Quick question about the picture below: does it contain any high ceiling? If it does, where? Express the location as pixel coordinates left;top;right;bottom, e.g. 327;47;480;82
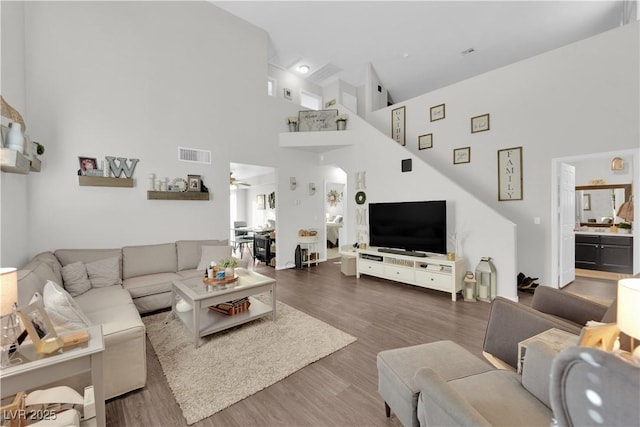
213;1;626;103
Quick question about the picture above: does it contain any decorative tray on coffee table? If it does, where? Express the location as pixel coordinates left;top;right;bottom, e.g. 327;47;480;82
203;275;238;286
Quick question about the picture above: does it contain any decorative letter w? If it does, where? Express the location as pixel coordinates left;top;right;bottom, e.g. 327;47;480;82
106;156;139;178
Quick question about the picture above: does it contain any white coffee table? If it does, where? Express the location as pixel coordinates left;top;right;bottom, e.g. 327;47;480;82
172;268;276;347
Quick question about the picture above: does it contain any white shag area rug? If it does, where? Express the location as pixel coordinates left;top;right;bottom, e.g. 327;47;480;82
143;300;356;425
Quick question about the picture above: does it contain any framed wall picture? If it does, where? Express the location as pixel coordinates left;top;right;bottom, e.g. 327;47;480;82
256;194;266;210
298;109;338;132
78;156;98;175
418;133;433;150
187;174;201;192
430;104;445;122
391;106;406;146
283;88;292;100
583;194;592;211
17;302;63;354
497;146;523;201
471;113;490;133
453;147;471;164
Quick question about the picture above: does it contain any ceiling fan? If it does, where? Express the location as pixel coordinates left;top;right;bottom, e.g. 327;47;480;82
230;172;251;187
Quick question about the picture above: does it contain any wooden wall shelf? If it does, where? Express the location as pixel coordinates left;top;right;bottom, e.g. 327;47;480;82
1;148;32;174
78;176;134;187
147;191;210;201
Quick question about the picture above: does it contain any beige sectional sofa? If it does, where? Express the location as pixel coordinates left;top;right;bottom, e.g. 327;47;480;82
16;239;238;400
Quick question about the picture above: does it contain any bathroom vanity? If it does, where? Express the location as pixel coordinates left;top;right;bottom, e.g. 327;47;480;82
575;231;633;274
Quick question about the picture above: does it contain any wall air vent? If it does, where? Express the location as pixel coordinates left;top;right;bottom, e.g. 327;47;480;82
178;147;211;164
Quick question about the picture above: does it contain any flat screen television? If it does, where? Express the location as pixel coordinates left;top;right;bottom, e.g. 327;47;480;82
369;200;447;254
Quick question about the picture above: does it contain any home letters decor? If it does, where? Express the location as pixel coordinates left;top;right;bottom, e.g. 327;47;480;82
106;156;139;178
391;106;406;145
498;147;523;201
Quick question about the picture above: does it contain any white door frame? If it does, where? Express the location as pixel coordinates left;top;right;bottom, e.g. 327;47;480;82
550;149;640;287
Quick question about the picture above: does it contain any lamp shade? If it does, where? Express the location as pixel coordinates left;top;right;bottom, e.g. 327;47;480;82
618;278;640;341
0;268;18;316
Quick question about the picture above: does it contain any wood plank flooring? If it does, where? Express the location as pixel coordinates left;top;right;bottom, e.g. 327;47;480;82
105;260;614;426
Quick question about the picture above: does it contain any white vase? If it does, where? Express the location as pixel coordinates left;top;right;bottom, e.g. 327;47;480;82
225;267;235;278
5;123;24;153
337;120;347;130
288;123;297;132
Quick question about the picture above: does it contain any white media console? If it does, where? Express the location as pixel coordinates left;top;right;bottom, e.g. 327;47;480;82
356;247;466;301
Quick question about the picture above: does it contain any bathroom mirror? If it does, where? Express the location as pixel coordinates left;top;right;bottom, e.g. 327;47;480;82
576;184;632;226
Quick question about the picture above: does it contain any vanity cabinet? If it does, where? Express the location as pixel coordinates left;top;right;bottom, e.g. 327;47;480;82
575;234;633;274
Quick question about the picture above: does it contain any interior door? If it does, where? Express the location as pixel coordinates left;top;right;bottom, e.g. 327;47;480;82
559;162;576;287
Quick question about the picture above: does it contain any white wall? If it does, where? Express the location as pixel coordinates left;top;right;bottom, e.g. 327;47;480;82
323;106;518;300
267;64;323;106
6;1;327;272
1;1;29;268
368;22;640;284
365;63;388;117
573;155;635;186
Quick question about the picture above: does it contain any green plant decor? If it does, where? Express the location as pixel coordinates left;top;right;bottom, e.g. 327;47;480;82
219;257;238;268
618;222;632;230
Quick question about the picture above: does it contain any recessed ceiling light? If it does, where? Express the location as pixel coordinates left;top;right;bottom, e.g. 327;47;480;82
298;65;310;74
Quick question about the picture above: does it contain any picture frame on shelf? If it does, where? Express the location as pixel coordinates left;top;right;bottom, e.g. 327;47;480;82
453;147;471;164
497;146;523;201
171;177;188;192
187;174;201;192
418;133;433;150
17;302;63;355
256;194;266;210
391;106;406;146
430;104;445;122
297;109;338;132
78;156;98;176
471;113;490;133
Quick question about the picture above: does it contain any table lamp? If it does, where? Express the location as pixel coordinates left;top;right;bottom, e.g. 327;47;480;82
1;267;20;366
617;278;640;361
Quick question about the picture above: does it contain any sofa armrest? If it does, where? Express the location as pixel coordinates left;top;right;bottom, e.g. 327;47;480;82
521;340;557;408
531;286;609;325
483;297;582;369
414;367;492;427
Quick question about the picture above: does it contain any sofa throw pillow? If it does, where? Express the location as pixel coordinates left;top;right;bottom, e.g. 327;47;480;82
196;245;232;271
85;256;121;288
42;280;92;331
61;262;91;297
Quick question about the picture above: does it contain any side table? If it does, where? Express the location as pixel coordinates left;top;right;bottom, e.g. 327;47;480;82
517;327;578;374
1;324;105;426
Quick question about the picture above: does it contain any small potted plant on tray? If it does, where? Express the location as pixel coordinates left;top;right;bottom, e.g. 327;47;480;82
220;257;238;278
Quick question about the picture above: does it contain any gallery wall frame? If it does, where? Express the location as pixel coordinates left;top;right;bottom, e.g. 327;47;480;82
430;104;445;122
418;133;433;150
497;146;523;201
471;113;490;133
453;147;471;164
391;106;406;146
